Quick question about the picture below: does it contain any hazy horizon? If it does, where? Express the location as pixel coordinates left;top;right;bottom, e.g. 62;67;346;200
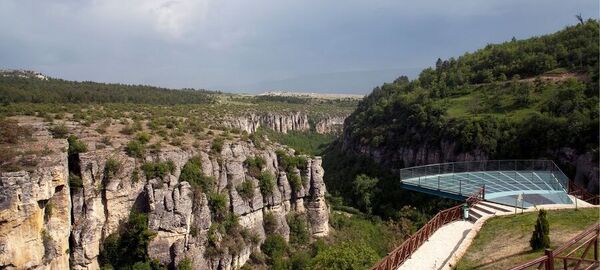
1;0;597;94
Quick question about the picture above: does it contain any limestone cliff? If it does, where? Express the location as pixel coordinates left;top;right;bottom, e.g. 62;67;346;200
223;112;346;134
1;123;330;270
0;139;71;269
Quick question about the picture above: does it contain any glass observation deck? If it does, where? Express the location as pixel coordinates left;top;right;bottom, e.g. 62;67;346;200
400;160;572;207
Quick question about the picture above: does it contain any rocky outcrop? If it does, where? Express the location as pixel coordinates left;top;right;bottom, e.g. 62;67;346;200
315;116;345;134
144;142;329;269
223;112;348;134
0;139;71;270
223;112;310;134
0;117;330;270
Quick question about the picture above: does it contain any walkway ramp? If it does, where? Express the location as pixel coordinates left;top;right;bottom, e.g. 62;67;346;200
400;160;572;207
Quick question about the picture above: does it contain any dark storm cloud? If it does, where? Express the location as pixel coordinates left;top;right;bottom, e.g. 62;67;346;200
0;0;597;94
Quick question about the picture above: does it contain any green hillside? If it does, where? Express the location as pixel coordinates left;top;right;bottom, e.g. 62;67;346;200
324;20;599;219
344;20;598;161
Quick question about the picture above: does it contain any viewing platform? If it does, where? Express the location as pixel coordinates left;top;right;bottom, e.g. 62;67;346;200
400;160;572;207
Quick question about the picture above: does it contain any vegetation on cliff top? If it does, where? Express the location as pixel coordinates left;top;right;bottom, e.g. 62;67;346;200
345;20;598;162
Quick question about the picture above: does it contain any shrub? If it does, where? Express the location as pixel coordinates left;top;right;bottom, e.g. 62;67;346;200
99;212;157;269
69;173;83;190
263;212;278;234
236;180;255;201
261;235;288;259
309;241;379;270
126;140;146;158
105;158;121;179
49;124;69;138
210;138;224;154
259;171;276;197
288;173;302;192
135;132;152;144
244;156;266;178
67;135;87;155
179;156;214;192
208;192;228;221
141;160;175;180
177;257;192;270
530;209;550;250
352;174;379;214
287;213;309;245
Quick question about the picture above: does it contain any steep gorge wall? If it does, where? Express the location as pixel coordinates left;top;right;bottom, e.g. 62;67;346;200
0;139;71;269
1;135;329;269
223;112;346;134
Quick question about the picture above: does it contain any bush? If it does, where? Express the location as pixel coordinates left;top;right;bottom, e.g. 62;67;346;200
210;138;224;155
287;213;309;245
259;171;276;197
69;173;83;190
126;140;146;158
49;124;68;138
309;241;379;270
530;209;550;250
236;180;255;201
263;212;278;234
261;235;288;259
208;192;228;221
179;156;214;192
352;174;379;214
135;132;152;144
105;158;121;179
177;257;192;270
244;156;266;178
288;173;302;192
67;135;87;155
141;160;175;180
99;212;157;269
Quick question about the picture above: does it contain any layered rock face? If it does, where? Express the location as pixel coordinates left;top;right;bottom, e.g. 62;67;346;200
223;112;347;134
1;137;329;269
0;139;71;269
315;116;345;134
142;143;329;269
223;112;310;134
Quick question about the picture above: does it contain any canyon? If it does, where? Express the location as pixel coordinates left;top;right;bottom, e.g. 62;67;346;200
0;120;330;269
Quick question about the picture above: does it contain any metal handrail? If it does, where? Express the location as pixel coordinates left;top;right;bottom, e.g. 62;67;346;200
399;160;570;194
568;181;600;205
508;222;599;270
371;187;485;270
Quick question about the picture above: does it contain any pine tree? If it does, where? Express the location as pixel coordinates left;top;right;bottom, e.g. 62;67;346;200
530;209;551;250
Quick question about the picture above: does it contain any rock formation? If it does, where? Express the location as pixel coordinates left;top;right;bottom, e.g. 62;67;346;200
0;125;330;269
0;139;71;269
223;112;347;134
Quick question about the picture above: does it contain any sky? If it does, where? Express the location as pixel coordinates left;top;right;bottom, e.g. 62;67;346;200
0;1;597;94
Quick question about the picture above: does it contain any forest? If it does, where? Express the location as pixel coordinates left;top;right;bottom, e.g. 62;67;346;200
327;20;599;220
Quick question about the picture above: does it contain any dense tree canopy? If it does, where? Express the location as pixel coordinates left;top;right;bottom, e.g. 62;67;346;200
345;20;599;162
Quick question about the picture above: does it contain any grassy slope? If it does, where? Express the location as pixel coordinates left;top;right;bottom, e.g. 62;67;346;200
456;208;599;270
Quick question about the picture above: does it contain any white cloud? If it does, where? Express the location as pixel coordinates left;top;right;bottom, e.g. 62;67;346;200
85;0;212;39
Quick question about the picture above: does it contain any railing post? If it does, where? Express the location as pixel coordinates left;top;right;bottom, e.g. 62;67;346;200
459;178;462;195
438;175;440;191
595;228;598;261
482;184;485;200
544;249;554;270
